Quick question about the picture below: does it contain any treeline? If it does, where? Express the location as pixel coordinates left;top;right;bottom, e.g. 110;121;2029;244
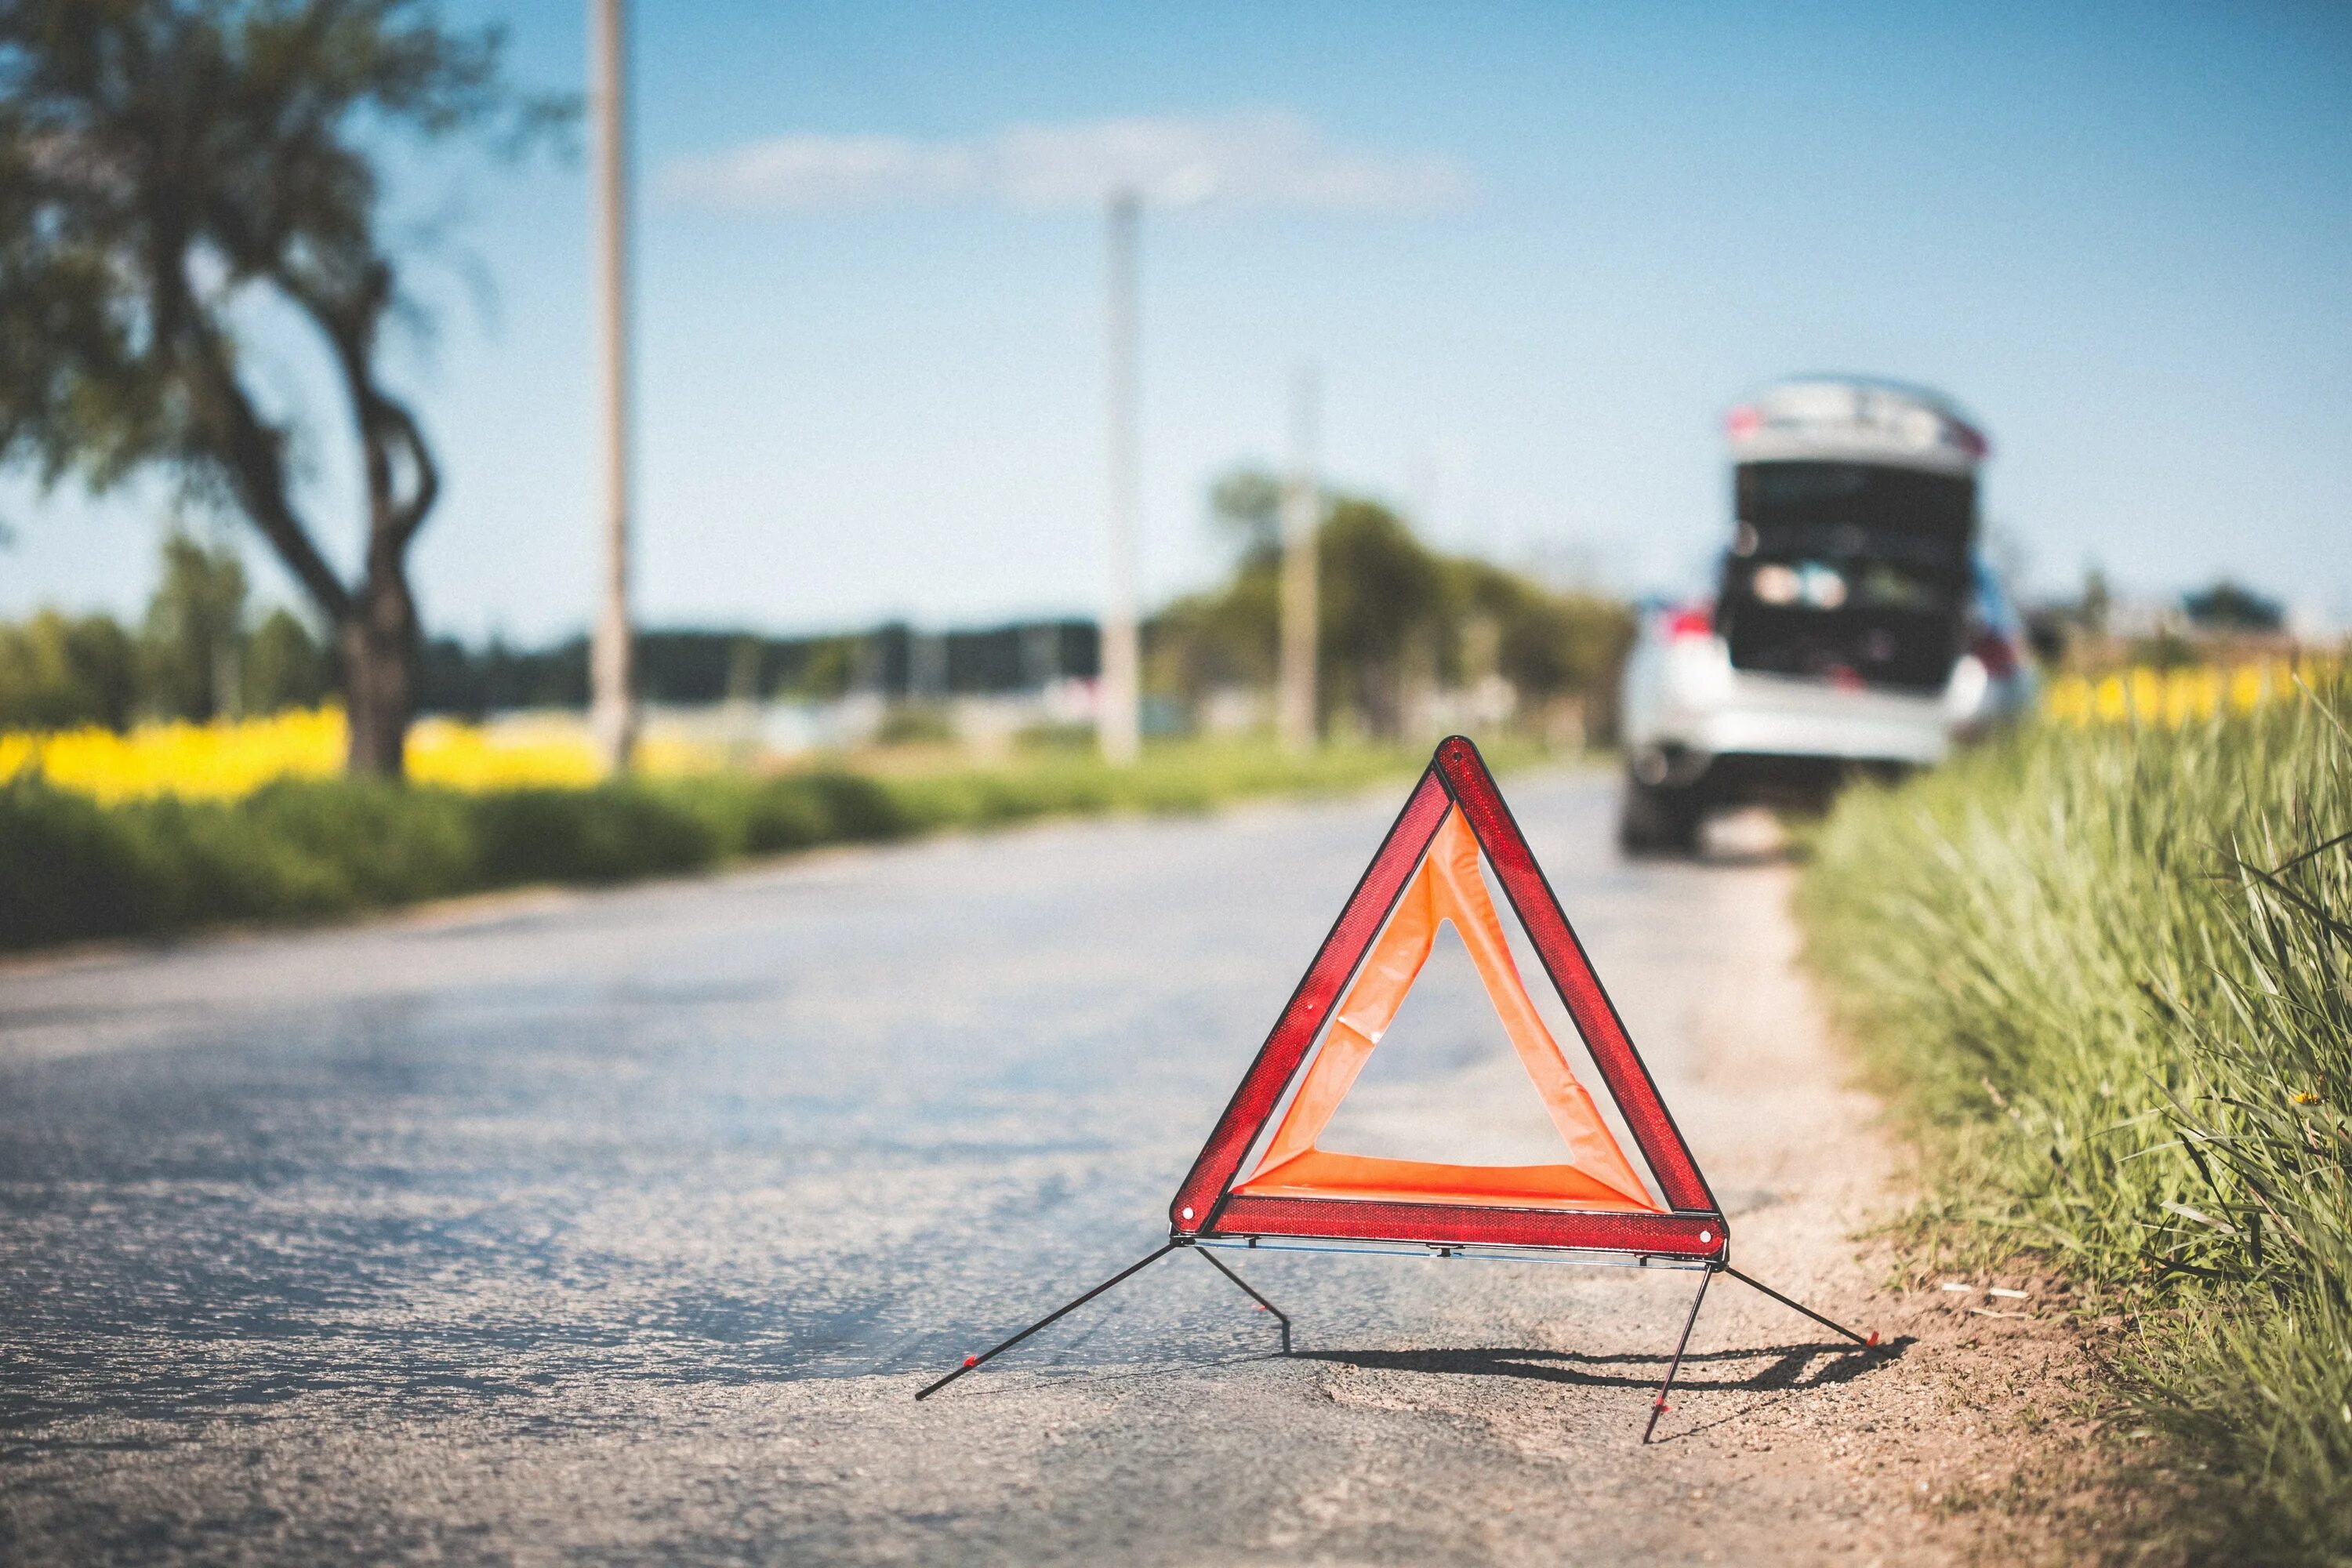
8;481;1633;742
1149;471;1633;738
0;534;332;731
416;620;1098;718
1;532;1102;733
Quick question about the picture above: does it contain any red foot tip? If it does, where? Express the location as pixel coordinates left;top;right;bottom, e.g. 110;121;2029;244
1653;1399;1671;1413
963;1356;978;1367
1866;1330;1881;1348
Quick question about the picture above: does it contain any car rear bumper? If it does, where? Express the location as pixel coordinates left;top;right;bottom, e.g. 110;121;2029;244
1625;669;1953;804
1685;701;1950;766
1656;669;1951;765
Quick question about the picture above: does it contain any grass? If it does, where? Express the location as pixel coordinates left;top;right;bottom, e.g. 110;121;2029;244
0;735;1487;952
1798;673;2352;1563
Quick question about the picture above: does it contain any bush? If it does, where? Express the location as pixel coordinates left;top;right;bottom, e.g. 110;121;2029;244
1799;675;2352;1561
238;779;478;906
0;782;154;946
468;786;714;886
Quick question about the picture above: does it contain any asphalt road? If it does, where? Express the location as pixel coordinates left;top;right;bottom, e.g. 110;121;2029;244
0;771;1944;1566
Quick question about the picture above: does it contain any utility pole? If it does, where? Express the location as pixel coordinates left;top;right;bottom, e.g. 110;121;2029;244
1278;364;1320;755
1098;188;1142;766
589;0;637;771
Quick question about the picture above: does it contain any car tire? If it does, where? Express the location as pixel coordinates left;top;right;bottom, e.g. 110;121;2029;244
1617;774;1704;856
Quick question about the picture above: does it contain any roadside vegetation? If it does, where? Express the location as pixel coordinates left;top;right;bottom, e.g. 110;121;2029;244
1;468;1612;958
0;737;1452;952
1800;668;2350;1562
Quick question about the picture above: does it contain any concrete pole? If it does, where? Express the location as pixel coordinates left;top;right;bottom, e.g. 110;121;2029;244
1278;364;1320;755
589;0;637;771
1098;189;1142;766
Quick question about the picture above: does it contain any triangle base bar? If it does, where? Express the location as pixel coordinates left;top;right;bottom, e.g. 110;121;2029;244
916;1236;1882;1444
1209;1196;1725;1257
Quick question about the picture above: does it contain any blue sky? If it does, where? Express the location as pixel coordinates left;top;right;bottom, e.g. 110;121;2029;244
5;0;2349;640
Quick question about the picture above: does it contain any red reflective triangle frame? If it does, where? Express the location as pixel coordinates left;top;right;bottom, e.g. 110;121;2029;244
1170;736;1726;1259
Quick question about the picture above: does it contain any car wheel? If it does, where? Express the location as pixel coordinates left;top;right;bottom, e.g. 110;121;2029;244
1617;774;1704;856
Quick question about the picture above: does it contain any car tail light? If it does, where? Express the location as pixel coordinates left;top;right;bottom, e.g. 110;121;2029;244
1664;604;1713;641
1970;630;2019;680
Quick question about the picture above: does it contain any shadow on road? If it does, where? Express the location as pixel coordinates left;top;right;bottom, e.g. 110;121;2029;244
1291;1334;1912;1394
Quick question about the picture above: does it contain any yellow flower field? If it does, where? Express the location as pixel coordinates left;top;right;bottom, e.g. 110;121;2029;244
2;654;2341;805
0;706;726;804
2041;654;2342;728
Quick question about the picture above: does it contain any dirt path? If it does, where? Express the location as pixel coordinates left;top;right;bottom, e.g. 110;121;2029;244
0;775;2090;1565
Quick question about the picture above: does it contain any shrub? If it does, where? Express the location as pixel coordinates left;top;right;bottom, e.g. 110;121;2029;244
466;786;715;887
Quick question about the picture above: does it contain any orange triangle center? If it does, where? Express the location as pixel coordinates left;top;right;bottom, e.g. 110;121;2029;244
1230;808;1662;1214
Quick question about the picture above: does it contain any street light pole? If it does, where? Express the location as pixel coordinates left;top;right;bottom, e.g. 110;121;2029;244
1278;364;1320;754
589;0;637;771
1098;188;1142;766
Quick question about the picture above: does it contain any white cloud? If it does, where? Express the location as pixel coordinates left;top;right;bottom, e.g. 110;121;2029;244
659;111;1473;216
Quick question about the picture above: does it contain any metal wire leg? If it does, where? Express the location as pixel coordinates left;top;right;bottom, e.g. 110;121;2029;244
914;1241;1180;1400
1642;1265;1714;1444
1193;1246;1292;1355
1722;1265;1878;1348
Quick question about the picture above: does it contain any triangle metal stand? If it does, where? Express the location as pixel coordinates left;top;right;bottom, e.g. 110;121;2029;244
1641;1262;1880;1443
913;1237;1285;1402
915;1236;1878;1443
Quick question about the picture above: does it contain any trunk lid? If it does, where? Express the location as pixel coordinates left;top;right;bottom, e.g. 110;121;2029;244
1716;459;1975;694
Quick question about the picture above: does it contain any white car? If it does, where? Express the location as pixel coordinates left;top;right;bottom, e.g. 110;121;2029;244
1618;377;2032;853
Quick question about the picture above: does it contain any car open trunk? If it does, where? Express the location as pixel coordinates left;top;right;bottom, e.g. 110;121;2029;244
1716;460;1975;693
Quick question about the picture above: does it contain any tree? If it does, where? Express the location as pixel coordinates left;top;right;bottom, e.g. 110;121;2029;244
1451;559;1634;706
244;604;331;713
1316;497;1444;735
1208;466;1283;568
0;1;562;775
139;529;246;720
2183;579;2285;634
0;608;137;730
1152;470;1638;742
1148;567;1279;701
2078;567;2111;637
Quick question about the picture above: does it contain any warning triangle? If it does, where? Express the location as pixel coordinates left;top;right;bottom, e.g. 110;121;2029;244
1171;736;1726;1259
1235;808;1660;1211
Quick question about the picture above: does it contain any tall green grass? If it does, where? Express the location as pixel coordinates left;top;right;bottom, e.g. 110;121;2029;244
0;738;1442;951
1800;676;2351;1561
